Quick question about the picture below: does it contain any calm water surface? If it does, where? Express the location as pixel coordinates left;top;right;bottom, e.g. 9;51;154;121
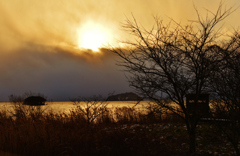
0;101;149;115
0;101;214;116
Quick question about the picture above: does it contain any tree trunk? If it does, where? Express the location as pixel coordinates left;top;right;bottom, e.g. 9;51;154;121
233;144;240;156
188;126;196;154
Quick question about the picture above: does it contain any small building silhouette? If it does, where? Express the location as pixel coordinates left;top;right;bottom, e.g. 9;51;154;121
23;96;46;106
186;94;210;116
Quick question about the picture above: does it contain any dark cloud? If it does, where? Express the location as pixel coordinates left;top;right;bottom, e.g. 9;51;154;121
0;42;131;101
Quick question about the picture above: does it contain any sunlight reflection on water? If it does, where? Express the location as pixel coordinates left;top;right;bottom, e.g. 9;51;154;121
0;101;149;115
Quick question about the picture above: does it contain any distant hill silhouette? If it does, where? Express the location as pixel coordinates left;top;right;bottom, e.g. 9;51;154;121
107;92;142;101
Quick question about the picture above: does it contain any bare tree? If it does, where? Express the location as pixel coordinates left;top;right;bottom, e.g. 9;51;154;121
71;95;109;124
210;33;240;155
111;2;236;154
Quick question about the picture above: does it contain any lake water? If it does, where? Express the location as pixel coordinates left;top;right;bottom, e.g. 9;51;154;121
0;101;150;116
0;100;215;117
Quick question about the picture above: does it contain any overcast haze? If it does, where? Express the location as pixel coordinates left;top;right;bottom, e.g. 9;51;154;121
0;0;240;101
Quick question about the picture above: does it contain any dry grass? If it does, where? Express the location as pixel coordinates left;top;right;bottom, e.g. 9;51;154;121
0;104;236;156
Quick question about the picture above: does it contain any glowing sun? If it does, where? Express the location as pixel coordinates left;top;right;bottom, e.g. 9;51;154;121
77;22;111;51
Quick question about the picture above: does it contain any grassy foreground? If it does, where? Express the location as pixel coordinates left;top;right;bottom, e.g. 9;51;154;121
0;105;235;156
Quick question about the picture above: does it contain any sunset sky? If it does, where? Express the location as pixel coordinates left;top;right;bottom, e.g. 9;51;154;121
0;0;240;101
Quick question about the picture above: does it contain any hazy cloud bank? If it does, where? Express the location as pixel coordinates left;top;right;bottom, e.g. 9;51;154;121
0;0;239;101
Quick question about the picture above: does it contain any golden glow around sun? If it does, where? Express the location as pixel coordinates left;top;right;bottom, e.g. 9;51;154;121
77;21;111;51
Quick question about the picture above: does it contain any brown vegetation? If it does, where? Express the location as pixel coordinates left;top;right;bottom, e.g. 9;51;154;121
0;104;236;156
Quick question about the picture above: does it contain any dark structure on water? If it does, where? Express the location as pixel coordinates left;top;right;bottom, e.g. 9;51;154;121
23;96;47;106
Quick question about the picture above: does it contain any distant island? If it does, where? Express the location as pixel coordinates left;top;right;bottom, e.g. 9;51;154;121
107;92;142;101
